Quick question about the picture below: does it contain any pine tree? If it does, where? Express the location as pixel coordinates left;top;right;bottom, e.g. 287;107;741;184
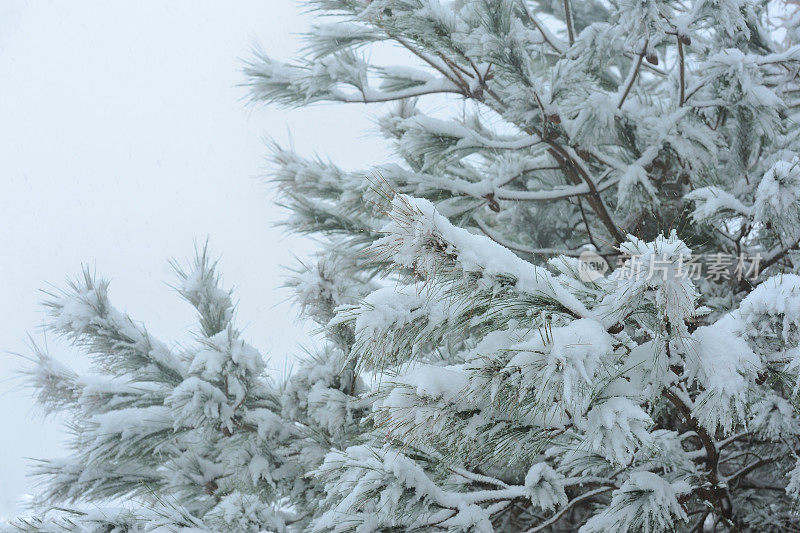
7;0;800;531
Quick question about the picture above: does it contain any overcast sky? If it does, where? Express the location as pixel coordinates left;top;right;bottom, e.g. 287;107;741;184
0;1;392;517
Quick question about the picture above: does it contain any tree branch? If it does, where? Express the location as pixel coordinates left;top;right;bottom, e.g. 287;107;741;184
678;38;686;106
562;0;575;46
493;174;619;202
618;46;646;109
334;80;463;103
723;455;783;484
520;0;567;55
758;235;800;273
526;487;613;532
554;148;625;244
662;387;734;523
394;37;467;94
474;216;603;257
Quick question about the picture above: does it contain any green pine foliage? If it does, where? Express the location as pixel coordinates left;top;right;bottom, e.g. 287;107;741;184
7;1;800;531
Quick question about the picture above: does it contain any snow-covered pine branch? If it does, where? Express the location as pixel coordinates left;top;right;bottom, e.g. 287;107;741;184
10;0;800;531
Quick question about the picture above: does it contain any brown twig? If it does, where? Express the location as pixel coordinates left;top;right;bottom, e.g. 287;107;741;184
678;38;686;106
562;0;575;45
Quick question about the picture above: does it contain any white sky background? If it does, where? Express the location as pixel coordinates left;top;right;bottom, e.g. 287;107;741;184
0;1;393;517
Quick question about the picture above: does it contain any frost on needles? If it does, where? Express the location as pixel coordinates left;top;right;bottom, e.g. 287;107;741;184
7;0;800;531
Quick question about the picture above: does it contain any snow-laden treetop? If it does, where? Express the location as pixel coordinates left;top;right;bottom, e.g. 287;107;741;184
7;0;800;532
